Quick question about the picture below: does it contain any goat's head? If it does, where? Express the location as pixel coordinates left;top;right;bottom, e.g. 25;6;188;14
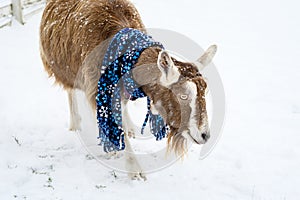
133;45;217;155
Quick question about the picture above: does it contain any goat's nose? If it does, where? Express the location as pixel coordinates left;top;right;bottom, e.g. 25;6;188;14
201;133;210;141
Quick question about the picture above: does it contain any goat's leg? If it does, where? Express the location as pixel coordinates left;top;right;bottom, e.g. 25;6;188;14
124;133;146;180
121;99;146;180
67;89;81;131
121;99;136;138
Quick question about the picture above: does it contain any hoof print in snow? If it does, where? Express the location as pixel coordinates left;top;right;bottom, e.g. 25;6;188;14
44;177;54;190
95;185;107;190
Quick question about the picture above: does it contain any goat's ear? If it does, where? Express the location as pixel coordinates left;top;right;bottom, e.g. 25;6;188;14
157;50;180;86
195;45;217;71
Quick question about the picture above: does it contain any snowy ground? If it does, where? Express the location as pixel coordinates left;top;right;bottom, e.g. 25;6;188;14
1;0;300;199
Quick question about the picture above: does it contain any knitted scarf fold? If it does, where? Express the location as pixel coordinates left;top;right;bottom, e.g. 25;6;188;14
96;28;168;152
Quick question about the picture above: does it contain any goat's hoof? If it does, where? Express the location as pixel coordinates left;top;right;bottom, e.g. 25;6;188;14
127;131;136;139
69;126;81;132
69;116;82;131
129;172;147;181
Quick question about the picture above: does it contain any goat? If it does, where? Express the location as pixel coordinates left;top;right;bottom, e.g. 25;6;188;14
40;0;217;180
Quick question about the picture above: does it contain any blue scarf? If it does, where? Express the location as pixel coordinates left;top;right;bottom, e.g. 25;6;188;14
96;28;168;153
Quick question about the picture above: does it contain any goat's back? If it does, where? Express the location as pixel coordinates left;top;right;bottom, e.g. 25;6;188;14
40;0;145;89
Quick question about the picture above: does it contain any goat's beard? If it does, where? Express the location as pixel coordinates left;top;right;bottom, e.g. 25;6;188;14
167;129;188;157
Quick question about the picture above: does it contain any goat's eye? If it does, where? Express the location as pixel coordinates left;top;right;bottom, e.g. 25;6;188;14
180;94;188;100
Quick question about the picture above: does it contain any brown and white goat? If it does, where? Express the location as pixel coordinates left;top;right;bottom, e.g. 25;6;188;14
40;0;217;179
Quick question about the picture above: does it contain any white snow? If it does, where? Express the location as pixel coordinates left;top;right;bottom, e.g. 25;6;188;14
1;0;300;199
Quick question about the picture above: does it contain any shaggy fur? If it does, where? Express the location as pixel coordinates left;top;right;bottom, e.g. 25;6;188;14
40;0;144;88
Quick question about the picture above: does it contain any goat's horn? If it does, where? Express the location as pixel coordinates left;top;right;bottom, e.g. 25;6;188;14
195;45;217;71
